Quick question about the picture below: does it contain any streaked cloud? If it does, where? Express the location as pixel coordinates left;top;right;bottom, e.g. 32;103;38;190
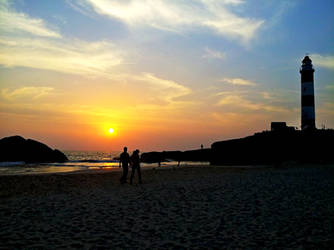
0;0;125;78
325;85;334;90
321;102;334;115
221;0;245;5
210;111;268;134
0;37;124;78
202;47;226;60
0;38;190;106
310;54;334;70
261;91;273;100
0;1;191;108
69;0;264;43
136;73;191;99
111;73;193;106
0;0;61;38
1;87;54;101
221;77;257;86
65;0;97;19
216;94;288;113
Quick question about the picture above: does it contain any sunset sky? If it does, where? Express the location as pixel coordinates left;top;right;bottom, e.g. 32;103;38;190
0;0;333;151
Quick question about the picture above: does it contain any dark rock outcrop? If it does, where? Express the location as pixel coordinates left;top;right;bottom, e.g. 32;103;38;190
140;149;211;163
182;149;211;161
211;129;334;165
141;151;165;163
0;135;68;163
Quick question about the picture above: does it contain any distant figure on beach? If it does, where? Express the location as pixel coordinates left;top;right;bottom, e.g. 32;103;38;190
201;144;203;150
119;147;130;184
130;149;142;184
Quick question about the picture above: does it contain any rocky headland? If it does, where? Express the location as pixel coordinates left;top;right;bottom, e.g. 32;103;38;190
0;135;68;163
141;129;334;165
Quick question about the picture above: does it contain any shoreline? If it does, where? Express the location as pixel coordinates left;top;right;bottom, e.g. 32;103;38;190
1;163;332;198
0;161;210;176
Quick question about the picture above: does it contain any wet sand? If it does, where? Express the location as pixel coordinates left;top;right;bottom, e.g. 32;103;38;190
0;164;333;249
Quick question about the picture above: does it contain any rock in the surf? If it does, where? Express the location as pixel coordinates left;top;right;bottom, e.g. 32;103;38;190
0;135;68;163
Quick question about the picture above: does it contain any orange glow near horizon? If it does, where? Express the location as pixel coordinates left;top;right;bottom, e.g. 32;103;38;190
0;98;282;152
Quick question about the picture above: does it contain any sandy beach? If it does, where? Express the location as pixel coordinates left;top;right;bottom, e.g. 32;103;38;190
0;164;333;249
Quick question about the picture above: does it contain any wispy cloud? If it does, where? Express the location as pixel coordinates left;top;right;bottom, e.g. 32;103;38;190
1;87;54;101
0;37;124;78
217;94;287;113
0;1;192;107
221;0;245;5
0;0;125;78
310;54;334;70
69;0;264;43
65;0;97;19
261;91;276;100
137;73;190;96
0;37;191;105
320;102;334;116
325;85;334;90
221;77;257;86
133;73;191;104
202;47;226;60
0;0;61;38
264;1;297;30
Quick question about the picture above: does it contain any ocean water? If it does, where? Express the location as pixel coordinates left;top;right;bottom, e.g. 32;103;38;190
0;151;209;175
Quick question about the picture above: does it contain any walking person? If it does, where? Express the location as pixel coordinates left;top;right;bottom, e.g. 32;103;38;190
130;149;142;184
119;146;130;184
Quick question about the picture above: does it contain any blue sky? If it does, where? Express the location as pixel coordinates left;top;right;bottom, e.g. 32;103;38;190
0;0;333;150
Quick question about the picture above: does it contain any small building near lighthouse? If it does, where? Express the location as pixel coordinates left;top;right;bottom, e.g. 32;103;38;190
300;55;316;130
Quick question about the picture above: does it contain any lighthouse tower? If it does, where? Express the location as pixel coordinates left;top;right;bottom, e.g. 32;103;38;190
300;56;316;130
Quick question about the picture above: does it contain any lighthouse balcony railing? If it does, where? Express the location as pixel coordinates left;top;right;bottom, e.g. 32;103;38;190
300;66;314;71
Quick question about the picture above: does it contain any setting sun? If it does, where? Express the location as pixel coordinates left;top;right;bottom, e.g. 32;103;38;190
108;128;114;134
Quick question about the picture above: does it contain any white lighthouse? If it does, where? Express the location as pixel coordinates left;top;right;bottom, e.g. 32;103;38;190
300;56;316;130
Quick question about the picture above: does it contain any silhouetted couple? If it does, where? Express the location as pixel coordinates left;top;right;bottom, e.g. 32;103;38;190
119;147;142;184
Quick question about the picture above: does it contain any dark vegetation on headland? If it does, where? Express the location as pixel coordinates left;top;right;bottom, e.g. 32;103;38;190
0;135;68;163
141;128;334;165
